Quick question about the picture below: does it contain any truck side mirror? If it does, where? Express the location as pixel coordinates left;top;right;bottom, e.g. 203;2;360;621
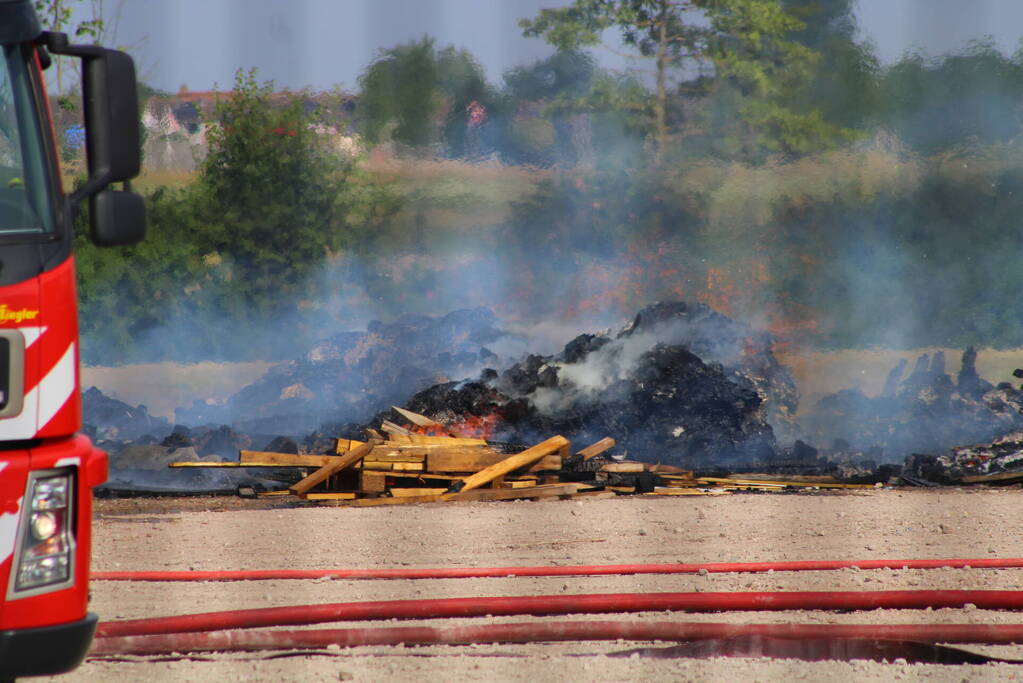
90;190;145;247
43;32;146;246
79;48;141;185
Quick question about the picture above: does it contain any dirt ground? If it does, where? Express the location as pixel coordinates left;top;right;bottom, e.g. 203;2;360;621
30;488;1023;682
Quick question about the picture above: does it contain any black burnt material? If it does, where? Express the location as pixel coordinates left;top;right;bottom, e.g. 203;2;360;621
82;386;172;442
177;307;507;434
382;302;795;469
803;347;1023;465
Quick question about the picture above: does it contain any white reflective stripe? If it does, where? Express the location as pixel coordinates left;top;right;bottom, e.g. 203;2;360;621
0;388;37;440
19;326;45;348
0;496;21;565
55;457;80;468
37;342;75;430
0;326;48;440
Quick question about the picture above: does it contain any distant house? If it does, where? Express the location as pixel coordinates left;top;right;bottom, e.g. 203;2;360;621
138;88;361;172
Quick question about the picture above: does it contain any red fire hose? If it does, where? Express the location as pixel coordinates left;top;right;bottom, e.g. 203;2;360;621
93;589;1023;639
89;620;1023;656
90;557;1023;582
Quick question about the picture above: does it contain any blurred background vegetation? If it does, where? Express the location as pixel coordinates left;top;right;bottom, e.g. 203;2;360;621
52;0;1023;363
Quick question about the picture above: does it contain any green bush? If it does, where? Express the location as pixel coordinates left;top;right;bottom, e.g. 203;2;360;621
77;71;401;363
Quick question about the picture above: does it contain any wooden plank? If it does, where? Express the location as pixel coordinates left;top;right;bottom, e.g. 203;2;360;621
426;451;560;473
649;487;732;496
371;444;489;454
299;492;358;500
238;451;337;467
497;477;539;489
600;462;646;473
289;440;378;495
725;473;837;483
443;436;570;496
334;438;366;454
447;483;585;502
649;464;693;475
658;480;699;488
334;494;443;507
402;434;488;447
960;470;1023;484
364;449;426;463
361;461;425;472
255;490;292;497
389;487;448;497
392;406;468;438
381;420;413;437
696;477;874;489
578;437;615;460
360;471;387;494
378;471;462;481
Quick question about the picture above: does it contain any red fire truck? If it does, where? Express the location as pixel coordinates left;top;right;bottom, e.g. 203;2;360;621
0;0;144;677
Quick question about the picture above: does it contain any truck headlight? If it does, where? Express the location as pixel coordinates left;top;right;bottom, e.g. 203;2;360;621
10;470;76;596
30;511;58;541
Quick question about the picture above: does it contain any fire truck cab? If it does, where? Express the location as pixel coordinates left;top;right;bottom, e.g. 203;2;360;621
0;0;143;677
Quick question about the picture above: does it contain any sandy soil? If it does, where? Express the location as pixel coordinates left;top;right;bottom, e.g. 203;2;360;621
32;488;1023;682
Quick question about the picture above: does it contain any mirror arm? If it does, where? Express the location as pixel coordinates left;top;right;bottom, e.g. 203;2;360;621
39;31;116;208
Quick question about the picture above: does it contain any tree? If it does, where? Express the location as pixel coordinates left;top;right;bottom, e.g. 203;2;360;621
357;37;494;157
357;37;440;149
875;41;1023;154
33;0;104;96
197;69;358;315
75;70;402;361
520;0;828;156
782;0;880;131
435;46;494;158
498;50;600;165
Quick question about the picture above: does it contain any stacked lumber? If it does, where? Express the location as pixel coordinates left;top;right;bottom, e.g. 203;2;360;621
169;407;877;503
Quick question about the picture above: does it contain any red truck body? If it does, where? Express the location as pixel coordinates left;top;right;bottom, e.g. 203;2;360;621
0;0;144;675
0;261;107;675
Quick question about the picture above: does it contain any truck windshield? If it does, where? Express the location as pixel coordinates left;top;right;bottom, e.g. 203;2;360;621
0;44;56;236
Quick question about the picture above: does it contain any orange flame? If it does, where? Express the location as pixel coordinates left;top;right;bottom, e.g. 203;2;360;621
407;412;503;441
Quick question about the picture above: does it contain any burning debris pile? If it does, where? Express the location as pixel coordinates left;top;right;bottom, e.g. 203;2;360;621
169;407;875;503
82;386;172;443
801;347;1023;464
904;431;1023;485
176;308;509;434
84;388;296;494
375;302;799;469
92;300;1023;494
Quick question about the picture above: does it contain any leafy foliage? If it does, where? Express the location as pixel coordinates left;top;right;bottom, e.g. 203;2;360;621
77;71;401;363
874;42;1023;154
357;37;441;148
357;37;494;156
197;70;362;313
520;0;840;156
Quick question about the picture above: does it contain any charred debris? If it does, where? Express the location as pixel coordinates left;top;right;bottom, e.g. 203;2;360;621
86;302;1023;498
